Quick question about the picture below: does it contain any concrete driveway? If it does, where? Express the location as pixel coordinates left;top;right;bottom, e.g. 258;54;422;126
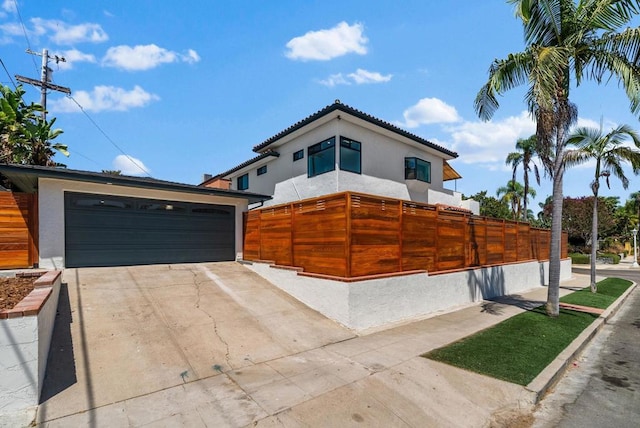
37;262;535;427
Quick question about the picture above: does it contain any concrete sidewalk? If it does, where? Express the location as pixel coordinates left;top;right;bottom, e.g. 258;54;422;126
30;265;625;428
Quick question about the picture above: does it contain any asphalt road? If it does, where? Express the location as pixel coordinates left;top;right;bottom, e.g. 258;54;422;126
532;267;640;428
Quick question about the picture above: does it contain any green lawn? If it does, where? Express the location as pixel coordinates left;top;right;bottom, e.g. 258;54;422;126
423;278;633;386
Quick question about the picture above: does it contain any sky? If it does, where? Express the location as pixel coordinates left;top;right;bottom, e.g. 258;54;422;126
1;0;640;214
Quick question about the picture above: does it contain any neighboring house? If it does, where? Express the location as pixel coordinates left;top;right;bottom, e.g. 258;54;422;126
0;164;269;269
203;101;479;214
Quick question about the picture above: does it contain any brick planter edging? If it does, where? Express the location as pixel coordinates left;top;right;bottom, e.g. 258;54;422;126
0;271;61;319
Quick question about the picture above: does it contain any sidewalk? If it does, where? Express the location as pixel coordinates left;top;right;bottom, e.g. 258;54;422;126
33;269;634;428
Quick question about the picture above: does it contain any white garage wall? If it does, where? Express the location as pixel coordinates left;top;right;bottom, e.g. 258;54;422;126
38;178;249;269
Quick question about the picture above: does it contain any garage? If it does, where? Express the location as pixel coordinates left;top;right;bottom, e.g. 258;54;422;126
64;192;236;267
0;164;270;269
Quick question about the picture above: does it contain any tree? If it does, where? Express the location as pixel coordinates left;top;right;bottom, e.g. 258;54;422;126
101;170;122;175
465;190;512;219
505;135;540;220
497;180;536;220
565;124;640;291
474;0;640;316
0;84;67;166
563;197;617;246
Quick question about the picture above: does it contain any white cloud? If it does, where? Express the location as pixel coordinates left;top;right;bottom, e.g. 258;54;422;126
30;18;108;45
102;44;200;70
285;21;368;61
348;68;392;84
447;111;536;165
54;49;96;70
400;98;461;128
112;154;150;176
319;68;392;87
50;85;159;113
1;0;16;16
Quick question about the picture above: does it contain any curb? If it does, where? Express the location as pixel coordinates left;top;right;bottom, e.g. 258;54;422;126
525;280;637;403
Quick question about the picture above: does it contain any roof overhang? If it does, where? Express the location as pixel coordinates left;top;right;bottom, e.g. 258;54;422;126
0;164;271;204
443;160;462;181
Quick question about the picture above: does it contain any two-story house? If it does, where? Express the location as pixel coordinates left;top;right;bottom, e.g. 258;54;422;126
203;101;479;214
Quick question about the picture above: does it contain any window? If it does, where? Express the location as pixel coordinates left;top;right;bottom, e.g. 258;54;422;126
307;137;335;177
293;149;304;161
237;173;249;190
257;165;267;176
340;137;361;174
405;157;431;182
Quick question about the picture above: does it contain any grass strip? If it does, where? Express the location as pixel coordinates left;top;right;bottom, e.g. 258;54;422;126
560;277;632;309
423;278;633;386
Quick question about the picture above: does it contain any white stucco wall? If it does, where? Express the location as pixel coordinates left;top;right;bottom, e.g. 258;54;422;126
38;178;249;269
0;274;61;421
225;114;468;209
246;259;573;332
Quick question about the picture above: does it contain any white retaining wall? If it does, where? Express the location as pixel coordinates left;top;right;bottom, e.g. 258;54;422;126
247;259;572;332
0;272;61;423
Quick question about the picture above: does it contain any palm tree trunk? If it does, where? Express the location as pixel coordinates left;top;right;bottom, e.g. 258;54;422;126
590;192;598;292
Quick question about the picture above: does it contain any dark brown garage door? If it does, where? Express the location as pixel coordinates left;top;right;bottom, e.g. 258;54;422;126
64;192;235;267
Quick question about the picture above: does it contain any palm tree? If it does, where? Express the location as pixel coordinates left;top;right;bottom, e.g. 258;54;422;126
565;124;640;292
475;0;640;317
505;135;540;221
497;180;536;220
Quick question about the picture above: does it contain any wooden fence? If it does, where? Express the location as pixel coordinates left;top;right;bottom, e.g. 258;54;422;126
243;192;568;278
0;192;38;269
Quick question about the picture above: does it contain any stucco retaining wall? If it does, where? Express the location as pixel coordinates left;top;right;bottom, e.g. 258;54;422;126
247;259;572;332
0;271;62;421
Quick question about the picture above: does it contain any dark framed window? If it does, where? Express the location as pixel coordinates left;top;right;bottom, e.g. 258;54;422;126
340;137;361;174
308;137;335;177
237;173;249;190
405;157;431;182
293;149;304;161
257;165;267;176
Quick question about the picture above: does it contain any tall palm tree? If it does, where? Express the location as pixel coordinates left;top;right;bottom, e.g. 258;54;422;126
505;135;540;221
475;0;640;316
497;180;536;220
565;124;640;292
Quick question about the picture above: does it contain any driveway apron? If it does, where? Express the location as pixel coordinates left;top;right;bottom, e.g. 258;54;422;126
37;262;354;424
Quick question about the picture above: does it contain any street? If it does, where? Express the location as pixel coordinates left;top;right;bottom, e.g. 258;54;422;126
532;267;640;427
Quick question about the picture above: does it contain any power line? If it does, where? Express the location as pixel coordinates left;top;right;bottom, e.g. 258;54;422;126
66;95;152;177
0;58;17;88
11;0;39;75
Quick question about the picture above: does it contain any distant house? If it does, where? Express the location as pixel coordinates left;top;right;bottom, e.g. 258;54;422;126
203;101;479;214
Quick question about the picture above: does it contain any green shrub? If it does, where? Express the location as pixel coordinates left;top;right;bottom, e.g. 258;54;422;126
599;252;620;264
569;252;589;264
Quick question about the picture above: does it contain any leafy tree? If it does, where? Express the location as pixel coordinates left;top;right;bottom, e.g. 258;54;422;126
563;197;617;247
465;191;512;219
565;124;640;291
101;170;122;175
0;84;67;166
474;0;640;316
506;135;540;220
497;180;536;220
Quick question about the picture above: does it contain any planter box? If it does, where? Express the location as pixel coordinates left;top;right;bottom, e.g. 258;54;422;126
0;271;61;421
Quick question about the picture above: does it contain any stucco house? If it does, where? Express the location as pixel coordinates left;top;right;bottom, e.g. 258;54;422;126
202;101;479;214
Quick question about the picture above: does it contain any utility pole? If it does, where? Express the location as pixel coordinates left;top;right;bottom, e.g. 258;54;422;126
15;49;71;121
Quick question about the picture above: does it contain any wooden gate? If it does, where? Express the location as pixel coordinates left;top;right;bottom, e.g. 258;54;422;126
0;192;38;269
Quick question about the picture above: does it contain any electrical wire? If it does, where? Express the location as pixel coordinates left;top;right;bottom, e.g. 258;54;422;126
66;95;152;177
0;58;17;88
11;0;39;75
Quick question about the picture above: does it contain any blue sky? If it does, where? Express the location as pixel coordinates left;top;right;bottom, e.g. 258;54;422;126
1;0;639;213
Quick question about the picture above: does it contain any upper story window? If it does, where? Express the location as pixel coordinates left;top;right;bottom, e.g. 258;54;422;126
405;157;431;183
308;137;335;177
293;149;304;161
237;173;249;190
339;137;361;174
257;165;267;176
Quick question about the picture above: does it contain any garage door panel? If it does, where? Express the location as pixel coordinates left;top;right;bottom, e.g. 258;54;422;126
64;192;236;267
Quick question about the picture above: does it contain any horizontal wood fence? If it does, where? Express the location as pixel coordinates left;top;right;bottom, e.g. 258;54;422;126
243;192;568;278
0;192;38;269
